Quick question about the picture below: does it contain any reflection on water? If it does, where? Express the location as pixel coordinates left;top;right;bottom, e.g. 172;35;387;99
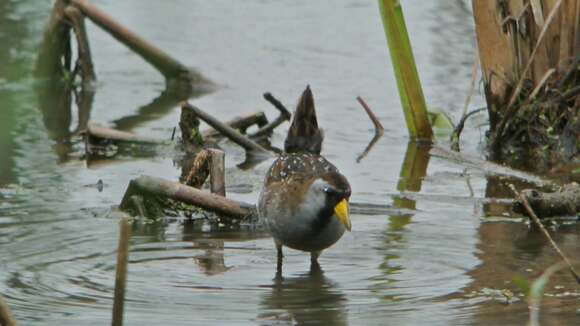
259;263;347;326
2;0;580;325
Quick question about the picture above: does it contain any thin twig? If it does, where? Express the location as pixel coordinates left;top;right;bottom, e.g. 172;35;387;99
356;96;384;162
181;102;271;156
249;93;292;138
509;184;580;284
357;96;384;137
112;217;131;326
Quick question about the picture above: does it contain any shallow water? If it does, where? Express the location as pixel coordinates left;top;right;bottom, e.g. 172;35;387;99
1;0;579;325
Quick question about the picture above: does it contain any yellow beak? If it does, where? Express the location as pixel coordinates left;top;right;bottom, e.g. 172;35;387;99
334;199;351;231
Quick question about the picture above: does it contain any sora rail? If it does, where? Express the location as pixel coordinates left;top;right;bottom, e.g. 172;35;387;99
258;86;351;264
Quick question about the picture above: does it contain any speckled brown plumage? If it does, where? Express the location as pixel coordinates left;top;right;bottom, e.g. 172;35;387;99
258;86;351;262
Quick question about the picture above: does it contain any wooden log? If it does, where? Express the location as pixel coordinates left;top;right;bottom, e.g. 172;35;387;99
120;175;254;219
70;0;191;81
513;184;580;217
208;149;225;196
181;102;271;155
86;123;160;145
112;217;131;326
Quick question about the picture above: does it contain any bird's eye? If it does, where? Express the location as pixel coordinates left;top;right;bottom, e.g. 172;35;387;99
323;187;338;196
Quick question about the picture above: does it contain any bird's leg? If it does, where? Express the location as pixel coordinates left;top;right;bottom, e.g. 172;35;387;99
275;240;283;266
310;251;321;263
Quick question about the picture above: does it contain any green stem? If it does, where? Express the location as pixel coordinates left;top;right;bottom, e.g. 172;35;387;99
378;0;432;140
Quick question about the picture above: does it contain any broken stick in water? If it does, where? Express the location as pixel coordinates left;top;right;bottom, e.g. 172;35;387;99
181;102;271;156
112;217;131;326
509;184;580;284
356;96;384;163
248;93;292;138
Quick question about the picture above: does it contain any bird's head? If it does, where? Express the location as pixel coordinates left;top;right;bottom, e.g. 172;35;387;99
306;172;352;231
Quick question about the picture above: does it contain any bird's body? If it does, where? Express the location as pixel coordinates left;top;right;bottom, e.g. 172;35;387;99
258;86;351;264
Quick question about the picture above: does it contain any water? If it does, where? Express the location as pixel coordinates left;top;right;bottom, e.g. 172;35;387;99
1;0;579;325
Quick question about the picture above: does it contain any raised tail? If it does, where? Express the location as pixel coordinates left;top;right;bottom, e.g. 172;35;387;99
284;85;324;154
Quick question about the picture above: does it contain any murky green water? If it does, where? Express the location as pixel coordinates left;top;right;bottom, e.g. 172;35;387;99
1;1;579;325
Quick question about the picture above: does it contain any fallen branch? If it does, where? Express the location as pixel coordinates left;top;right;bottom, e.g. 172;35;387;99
513;184;580;218
203;111;269;139
112;217;131;326
181;102;271;156
248;93;292;138
509;184;580;284
430;145;554;187
70;0;201;83
120;175;254;219
356;96;384;162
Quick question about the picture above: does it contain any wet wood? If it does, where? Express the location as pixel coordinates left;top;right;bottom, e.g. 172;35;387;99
86;123;160;145
248;93;292;138
70;0;191;81
208;149;226;196
181;102;271;155
203;111;269;139
0;294;18;326
120;175;254;219
112;217;131;326
513;183;580;217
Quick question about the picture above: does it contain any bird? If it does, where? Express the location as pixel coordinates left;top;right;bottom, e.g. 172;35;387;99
258;85;351;265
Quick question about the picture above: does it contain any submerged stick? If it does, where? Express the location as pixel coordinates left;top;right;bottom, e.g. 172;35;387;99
356;96;385;162
181;102;271;155
120;175;254;219
509;185;580;284
70;0;190;81
112;217;131;326
0;294;18;326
